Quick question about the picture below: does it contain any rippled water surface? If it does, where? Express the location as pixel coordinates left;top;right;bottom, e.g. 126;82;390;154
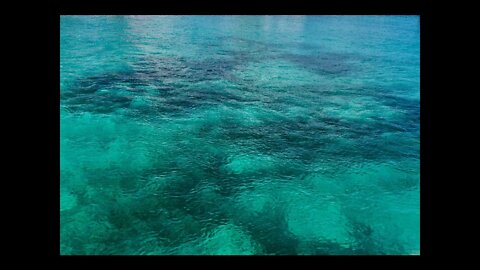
60;15;420;255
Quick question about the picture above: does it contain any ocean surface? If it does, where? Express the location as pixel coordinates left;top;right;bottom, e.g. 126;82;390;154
60;15;420;255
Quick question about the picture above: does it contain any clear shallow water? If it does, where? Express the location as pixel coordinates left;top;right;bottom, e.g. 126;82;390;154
60;15;420;255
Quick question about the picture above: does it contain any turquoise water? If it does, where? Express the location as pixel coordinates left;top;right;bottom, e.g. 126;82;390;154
60;15;420;255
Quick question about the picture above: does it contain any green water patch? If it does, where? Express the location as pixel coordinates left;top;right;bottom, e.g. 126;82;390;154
171;223;264;255
60;112;158;175
222;154;276;175
290;159;419;255
60;188;78;212
323;161;419;254
238;179;352;248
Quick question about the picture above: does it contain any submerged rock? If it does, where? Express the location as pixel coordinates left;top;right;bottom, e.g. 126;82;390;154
203;223;263;255
286;195;351;246
175;223;263;255
60;189;78;212
223;154;275;175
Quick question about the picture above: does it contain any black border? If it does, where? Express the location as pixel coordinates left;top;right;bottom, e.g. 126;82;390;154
39;0;435;261
57;0;422;15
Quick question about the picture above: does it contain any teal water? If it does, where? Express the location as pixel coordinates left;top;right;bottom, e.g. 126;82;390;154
60;15;420;255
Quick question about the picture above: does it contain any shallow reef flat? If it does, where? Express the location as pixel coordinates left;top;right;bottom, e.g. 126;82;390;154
60;15;420;255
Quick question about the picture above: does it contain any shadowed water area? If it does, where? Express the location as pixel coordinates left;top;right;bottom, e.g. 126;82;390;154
60;15;420;255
